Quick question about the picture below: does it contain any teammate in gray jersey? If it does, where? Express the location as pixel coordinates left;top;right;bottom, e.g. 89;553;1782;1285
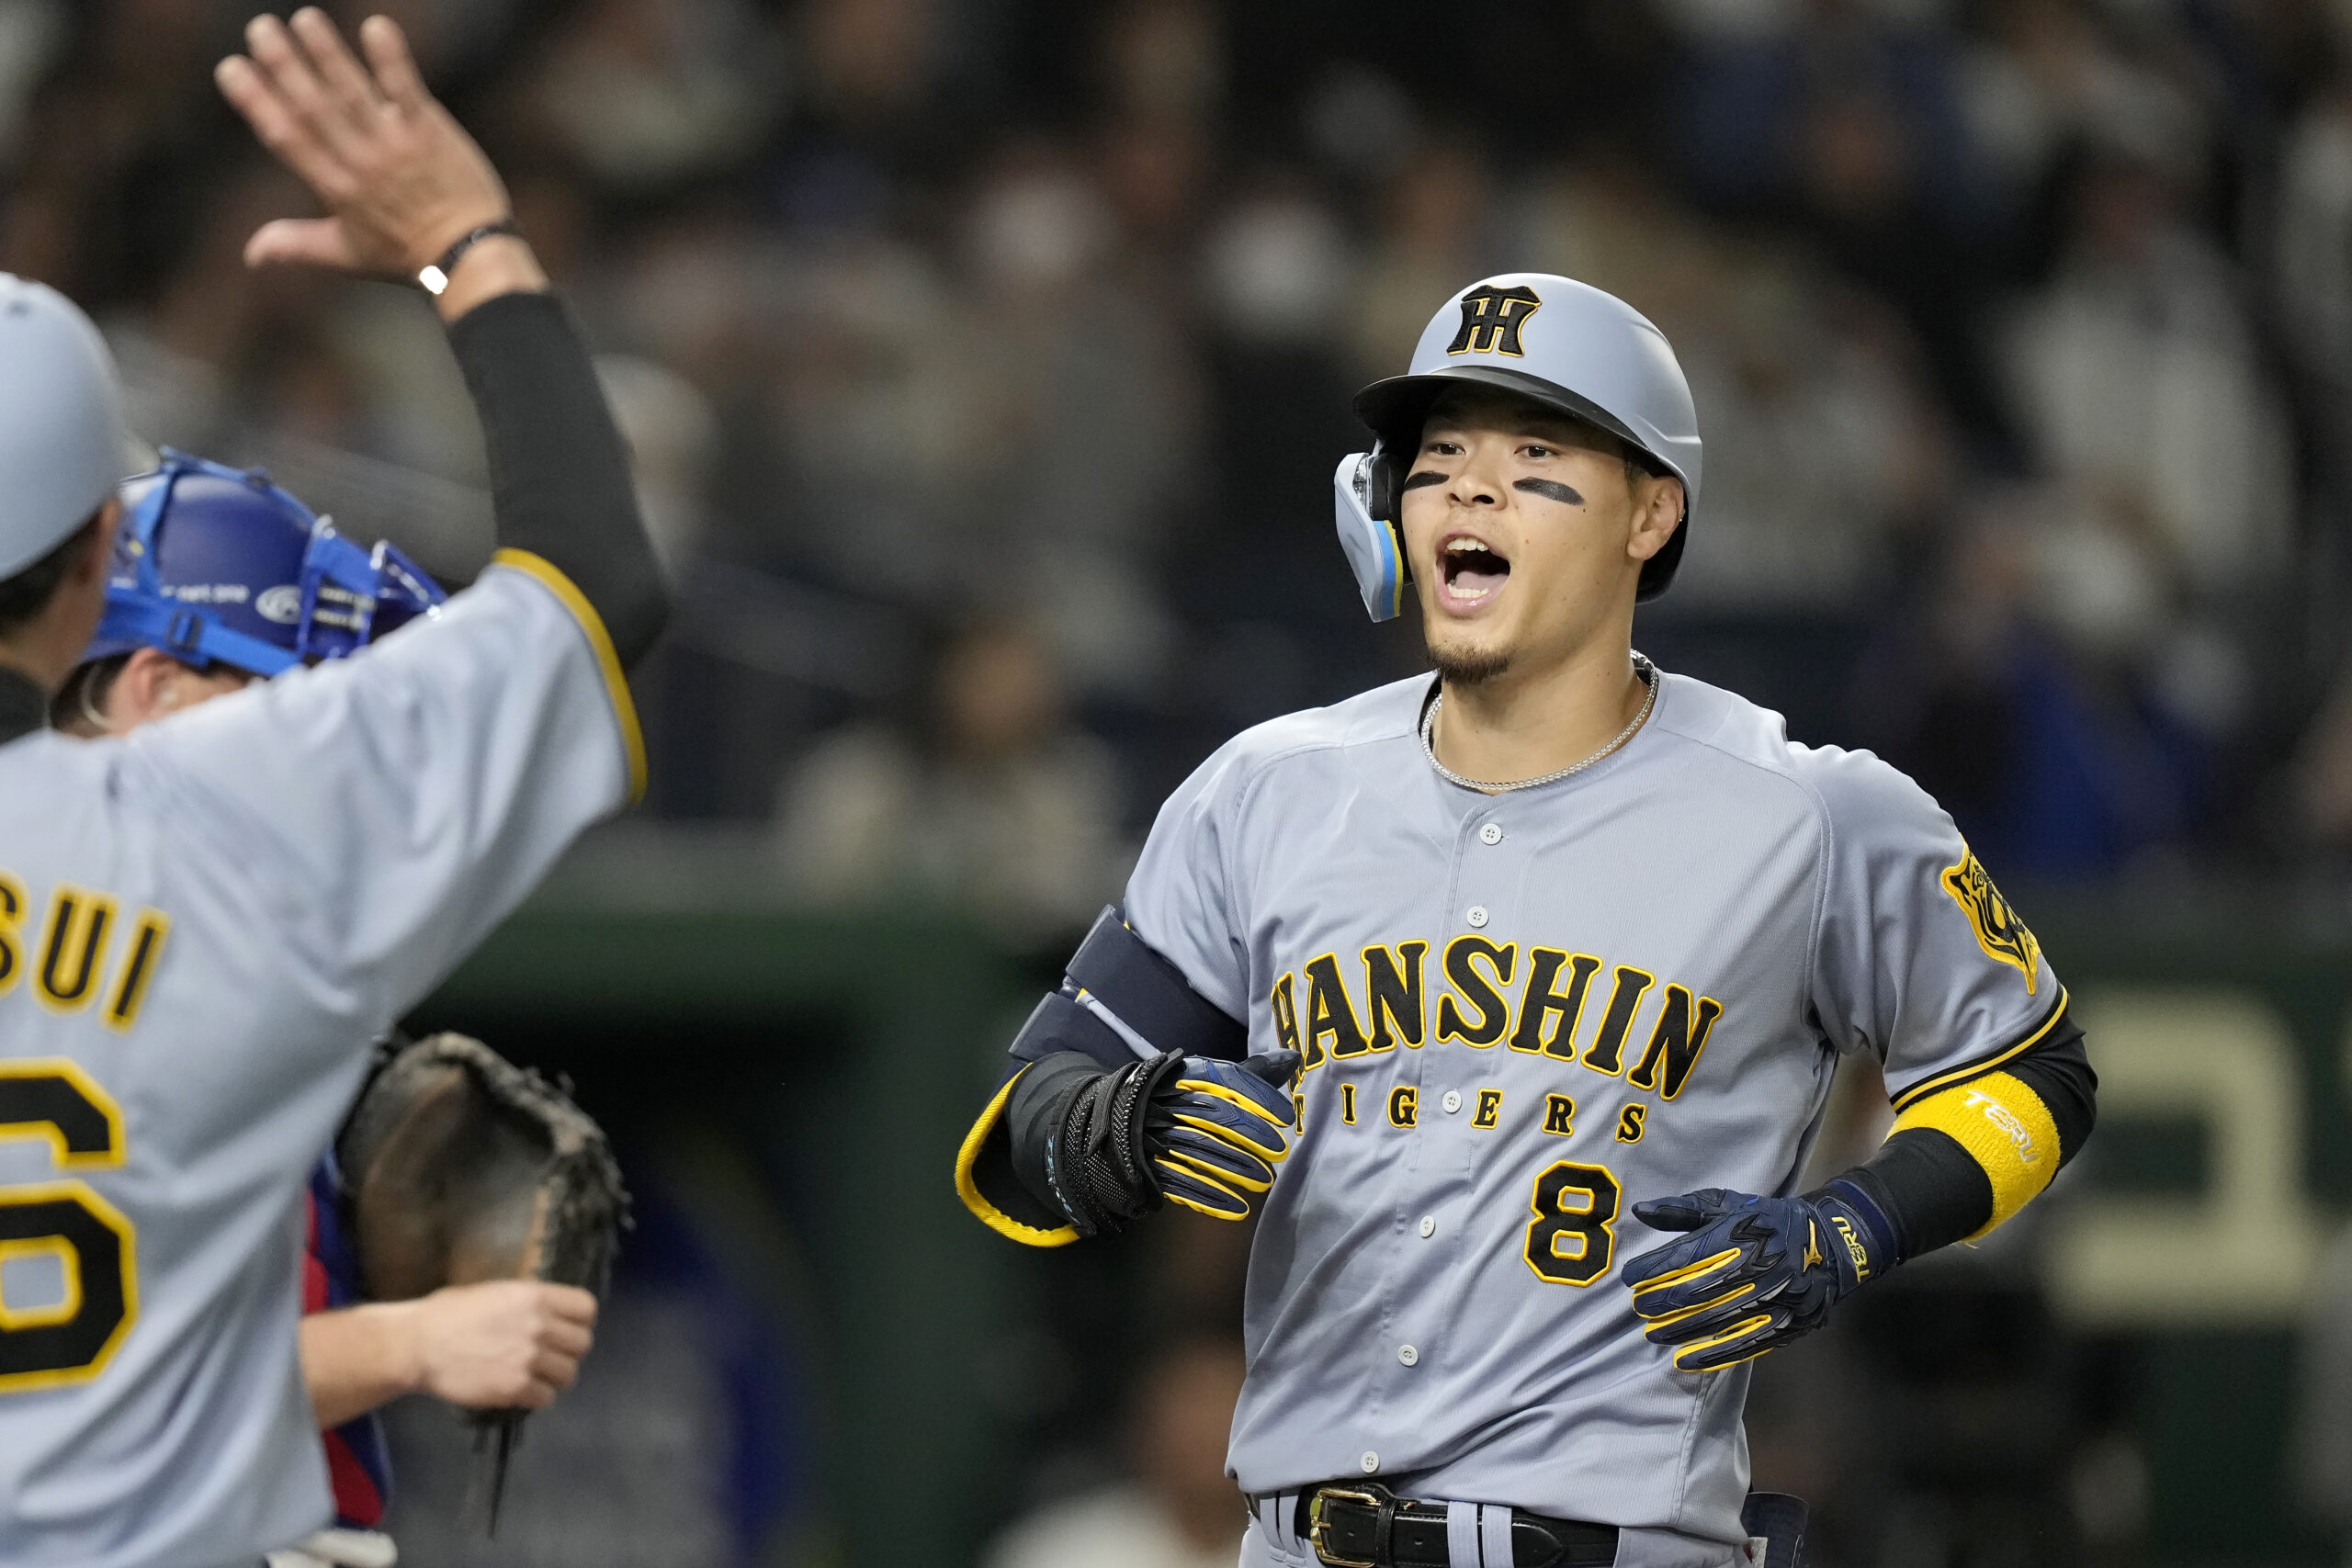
0;11;665;1566
51;451;601;1568
957;272;2098;1568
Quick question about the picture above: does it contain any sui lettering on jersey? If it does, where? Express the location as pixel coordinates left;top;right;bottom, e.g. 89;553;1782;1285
0;874;167;1393
0;563;637;1568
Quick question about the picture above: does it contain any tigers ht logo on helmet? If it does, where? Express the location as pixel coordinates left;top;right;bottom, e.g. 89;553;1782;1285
1445;283;1543;357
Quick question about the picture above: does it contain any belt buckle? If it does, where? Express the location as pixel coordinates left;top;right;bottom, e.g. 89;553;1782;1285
1307;1484;1387;1568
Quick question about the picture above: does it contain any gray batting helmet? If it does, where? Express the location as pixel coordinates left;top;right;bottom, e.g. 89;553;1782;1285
1332;272;1702;619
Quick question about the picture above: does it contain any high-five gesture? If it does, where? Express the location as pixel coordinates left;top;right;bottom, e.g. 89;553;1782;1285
215;8;543;318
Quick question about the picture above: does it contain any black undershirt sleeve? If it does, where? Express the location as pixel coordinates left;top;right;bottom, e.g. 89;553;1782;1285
445;290;669;667
1835;1016;2098;1262
2005;1022;2098;1160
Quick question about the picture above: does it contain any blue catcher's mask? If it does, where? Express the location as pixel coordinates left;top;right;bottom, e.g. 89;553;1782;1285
88;449;446;678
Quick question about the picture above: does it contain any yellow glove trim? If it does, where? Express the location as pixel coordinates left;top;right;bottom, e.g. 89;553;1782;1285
1169;1109;1286;1163
954;1066;1080;1248
1172;1077;1295;1138
1666;1313;1776;1372
1628;1245;1743;1299
1638;1282;1758;1331
1890;1069;2061;1241
1163;1185;1250;1222
1159;1146;1272;1194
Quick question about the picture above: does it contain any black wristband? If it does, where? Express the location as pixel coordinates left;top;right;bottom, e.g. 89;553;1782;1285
1838;1131;1996;1262
419;218;521;296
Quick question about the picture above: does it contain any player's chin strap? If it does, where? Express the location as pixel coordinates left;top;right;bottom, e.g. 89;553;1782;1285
98;449;447;675
1333;446;1408;623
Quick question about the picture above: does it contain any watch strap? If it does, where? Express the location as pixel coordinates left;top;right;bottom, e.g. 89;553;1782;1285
418;218;521;295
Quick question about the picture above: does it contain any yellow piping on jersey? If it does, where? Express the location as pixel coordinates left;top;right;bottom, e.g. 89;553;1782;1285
955;1066;1080;1248
1887;989;2069;1113
490;548;649;804
1891;1069;2063;1240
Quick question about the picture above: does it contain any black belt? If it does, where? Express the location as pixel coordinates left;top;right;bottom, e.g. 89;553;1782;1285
1270;1482;1618;1568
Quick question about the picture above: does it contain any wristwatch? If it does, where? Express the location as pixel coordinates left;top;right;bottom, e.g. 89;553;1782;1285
417;219;521;296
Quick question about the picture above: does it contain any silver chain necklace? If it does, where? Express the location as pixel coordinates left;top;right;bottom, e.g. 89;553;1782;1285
1420;654;1658;794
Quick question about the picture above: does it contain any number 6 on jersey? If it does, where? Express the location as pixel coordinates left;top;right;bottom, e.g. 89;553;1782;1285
0;1061;136;1392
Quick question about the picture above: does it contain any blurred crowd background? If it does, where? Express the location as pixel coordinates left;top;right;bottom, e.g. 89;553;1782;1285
33;0;2352;916
15;1;2352;1564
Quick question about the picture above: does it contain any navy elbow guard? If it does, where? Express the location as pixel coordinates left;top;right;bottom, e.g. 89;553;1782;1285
1010;906;1250;1070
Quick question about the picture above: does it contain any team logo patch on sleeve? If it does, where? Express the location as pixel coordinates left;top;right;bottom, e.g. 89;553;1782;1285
1445;284;1542;356
1939;847;2040;993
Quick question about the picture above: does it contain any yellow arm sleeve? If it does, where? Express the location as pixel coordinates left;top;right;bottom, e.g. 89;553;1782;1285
1888;1070;2063;1241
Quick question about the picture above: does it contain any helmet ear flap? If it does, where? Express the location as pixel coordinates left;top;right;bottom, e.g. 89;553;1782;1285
1368;436;1407;525
1332;447;1411;623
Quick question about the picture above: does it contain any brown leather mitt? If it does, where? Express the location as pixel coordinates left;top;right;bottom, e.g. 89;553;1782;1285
335;1032;629;1529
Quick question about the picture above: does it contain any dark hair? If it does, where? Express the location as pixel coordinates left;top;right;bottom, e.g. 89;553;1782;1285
1620;444;1670;490
0;512;102;637
48;651;129;732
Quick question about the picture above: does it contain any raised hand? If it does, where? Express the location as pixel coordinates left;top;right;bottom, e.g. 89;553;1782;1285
214;9;541;314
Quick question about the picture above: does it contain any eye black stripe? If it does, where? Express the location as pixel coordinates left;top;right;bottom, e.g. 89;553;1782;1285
1514;478;1583;505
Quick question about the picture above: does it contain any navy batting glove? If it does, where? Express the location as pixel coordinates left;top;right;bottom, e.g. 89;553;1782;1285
1148;1051;1300;1221
1622;1180;1898;1371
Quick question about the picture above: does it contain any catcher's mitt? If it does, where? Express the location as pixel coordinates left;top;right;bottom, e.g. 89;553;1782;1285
335;1032;629;1530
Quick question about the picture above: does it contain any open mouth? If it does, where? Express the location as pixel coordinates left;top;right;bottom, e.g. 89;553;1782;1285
1439;535;1511;606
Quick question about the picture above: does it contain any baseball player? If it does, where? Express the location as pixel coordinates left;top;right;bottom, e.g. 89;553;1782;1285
0;10;663;1565
956;273;2097;1568
51;454;600;1568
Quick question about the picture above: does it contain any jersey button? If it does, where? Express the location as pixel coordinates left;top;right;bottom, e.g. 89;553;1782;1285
1360;1450;1380;1473
1479;822;1503;845
1466;905;1488;928
1398;1345;1419;1367
1441;1089;1463;1114
1419;1215;1437;1237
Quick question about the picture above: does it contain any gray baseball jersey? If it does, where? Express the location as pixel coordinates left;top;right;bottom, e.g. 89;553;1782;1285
0;558;637;1568
1123;667;2062;1568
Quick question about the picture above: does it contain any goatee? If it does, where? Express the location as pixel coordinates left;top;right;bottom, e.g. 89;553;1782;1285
1430;644;1511;686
